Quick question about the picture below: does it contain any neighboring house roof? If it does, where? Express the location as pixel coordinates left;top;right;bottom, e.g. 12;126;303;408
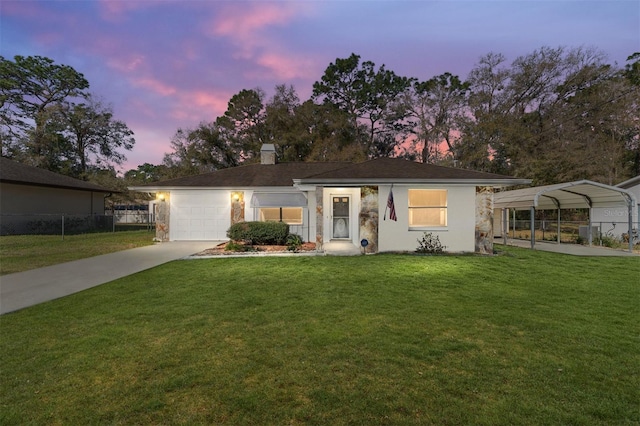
131;157;529;190
296;157;529;186
0;157;114;193
616;175;640;190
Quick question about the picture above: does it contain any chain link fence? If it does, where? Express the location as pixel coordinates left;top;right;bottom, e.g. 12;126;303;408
1;213;155;237
505;220;640;246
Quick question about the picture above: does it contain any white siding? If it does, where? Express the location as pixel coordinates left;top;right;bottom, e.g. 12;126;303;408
591;182;639;238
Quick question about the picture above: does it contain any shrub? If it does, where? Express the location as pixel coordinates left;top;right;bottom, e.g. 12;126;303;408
286;234;303;252
416;232;446;254
224;241;255;252
596;235;617;248
227;221;289;245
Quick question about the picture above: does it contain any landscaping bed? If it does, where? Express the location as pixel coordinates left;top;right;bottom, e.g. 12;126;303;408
194;241;316;256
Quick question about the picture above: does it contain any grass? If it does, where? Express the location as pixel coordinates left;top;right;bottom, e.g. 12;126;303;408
1;247;639;425
0;230;155;275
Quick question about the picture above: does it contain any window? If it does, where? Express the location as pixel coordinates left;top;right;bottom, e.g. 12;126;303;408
259;207;303;225
408;189;447;227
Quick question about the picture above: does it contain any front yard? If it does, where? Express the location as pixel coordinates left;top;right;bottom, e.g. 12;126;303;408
0;230;155;275
1;248;638;424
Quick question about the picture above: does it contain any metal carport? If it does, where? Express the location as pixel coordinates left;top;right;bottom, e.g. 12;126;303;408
494;180;637;252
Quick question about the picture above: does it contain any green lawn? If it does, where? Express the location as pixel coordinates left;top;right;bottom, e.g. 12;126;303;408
1;248;638;425
0;230;155;275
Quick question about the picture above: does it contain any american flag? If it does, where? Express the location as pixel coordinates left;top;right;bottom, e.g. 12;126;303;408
386;188;397;221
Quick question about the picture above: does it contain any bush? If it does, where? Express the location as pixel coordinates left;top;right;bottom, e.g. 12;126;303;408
596;235;617;248
227;221;289;245
286;234;303;252
224;241;255;252
416;232;447;254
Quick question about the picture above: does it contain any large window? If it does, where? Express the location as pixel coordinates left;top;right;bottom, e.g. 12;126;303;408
259;207;303;225
408;189;447;227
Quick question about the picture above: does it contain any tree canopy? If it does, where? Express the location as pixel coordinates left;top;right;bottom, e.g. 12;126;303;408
4;49;637;189
161;48;638;185
1;55;135;179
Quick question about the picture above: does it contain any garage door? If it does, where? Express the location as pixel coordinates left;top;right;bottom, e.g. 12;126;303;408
170;191;229;240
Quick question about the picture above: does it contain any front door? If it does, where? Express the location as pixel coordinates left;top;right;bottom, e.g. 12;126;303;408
332;195;350;239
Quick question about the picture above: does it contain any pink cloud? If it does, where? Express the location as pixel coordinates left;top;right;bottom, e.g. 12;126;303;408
170;91;230;122
253;52;317;80
106;54;146;73
205;2;314;60
132;77;177;97
211;3;299;38
97;0;153;22
192;91;229;111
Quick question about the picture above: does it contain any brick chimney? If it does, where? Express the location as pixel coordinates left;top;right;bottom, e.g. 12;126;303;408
260;144;276;164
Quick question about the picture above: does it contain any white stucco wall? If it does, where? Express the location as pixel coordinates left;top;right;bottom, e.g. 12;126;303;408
377;185;477;253
0;182;106;215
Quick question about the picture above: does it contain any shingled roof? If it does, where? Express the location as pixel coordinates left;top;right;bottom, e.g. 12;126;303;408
132;157;528;189
0;157;114;193
133;162;350;188
297;157;526;185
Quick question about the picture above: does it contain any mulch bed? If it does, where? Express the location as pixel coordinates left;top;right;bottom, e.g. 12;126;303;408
194;241;317;256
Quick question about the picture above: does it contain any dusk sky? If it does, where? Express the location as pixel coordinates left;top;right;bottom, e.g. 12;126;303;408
2;0;639;172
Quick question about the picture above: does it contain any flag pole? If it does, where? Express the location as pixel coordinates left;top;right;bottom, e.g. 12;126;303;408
384;184;394;221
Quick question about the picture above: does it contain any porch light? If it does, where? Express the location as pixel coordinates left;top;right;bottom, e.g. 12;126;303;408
157;193;165;201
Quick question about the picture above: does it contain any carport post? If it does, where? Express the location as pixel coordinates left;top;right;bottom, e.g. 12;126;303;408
557;208;561;244
588;208;593;246
502;208;507;245
628;201;633;253
530;206;535;249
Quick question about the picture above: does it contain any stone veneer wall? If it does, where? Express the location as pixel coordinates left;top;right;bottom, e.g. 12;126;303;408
315;187;323;250
230;192;245;225
475;186;494;254
359;186;379;253
155;193;170;242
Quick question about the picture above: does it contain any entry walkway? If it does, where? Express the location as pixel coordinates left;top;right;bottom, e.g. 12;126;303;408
495;238;639;257
0;241;214;315
323;241;362;256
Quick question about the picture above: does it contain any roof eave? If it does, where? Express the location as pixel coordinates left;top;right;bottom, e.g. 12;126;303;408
294;178;531;187
2;179;116;193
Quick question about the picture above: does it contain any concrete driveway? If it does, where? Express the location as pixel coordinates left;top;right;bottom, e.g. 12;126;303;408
0;241;215;315
496;238;640;256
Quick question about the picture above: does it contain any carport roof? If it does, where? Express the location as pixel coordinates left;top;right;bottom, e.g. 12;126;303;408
494;180;636;210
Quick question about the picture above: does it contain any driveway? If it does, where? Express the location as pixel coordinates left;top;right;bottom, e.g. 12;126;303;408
0;241;215;315
495;238;640;256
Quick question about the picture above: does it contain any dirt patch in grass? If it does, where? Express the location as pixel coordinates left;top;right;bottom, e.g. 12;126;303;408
195;241;317;256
